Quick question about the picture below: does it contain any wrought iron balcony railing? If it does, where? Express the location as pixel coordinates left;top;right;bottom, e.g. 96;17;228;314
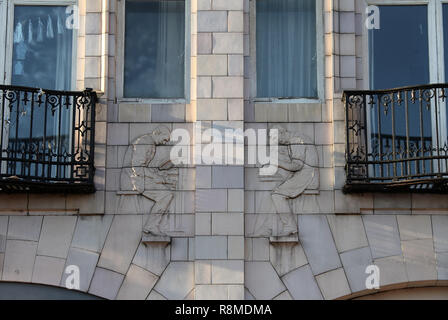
344;84;448;193
0;85;97;193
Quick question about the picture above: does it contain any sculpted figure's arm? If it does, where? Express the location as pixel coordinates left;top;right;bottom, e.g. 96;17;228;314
277;146;304;172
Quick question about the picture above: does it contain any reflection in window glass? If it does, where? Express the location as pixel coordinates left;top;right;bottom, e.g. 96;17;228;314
9;5;73;178
368;5;431;179
256;0;317;98
124;0;185;98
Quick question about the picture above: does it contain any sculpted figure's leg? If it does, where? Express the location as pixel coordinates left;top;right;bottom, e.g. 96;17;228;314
271;193;298;237
142;191;174;235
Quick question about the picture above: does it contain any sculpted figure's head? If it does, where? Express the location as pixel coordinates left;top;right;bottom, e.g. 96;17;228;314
152;126;171;145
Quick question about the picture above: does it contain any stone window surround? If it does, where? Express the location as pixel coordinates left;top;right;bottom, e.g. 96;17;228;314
248;0;326;105
114;0;192;105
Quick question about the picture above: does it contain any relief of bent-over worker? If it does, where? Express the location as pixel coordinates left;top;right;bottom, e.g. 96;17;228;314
254;126;319;240
119;126;178;237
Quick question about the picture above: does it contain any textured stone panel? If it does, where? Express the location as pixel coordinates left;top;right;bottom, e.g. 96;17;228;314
245;262;285;300
340;247;373;293
117;264;158;300
98;215;142;274
72;215;113;253
298;215;341;275
37;216;77;259
316;268;351;300
363;215;401;259
282;265;323;300
62;248;99;292
154;262;194;300
89;268;124;300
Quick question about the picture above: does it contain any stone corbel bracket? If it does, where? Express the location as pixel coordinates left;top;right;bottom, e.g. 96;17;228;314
141;235;171;245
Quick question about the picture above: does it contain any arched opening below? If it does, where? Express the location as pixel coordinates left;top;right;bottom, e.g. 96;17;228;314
355;287;448;300
0;282;102;300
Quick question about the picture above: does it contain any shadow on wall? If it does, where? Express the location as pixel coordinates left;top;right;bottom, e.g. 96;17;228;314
0;282;102;300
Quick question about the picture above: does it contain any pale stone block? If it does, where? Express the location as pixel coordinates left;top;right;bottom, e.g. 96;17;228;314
436;253;448;280
228;236;244;259
66;190;105;214
28;194;66;212
270;243;308;276
212;166;244;188
340;247;373;293
212;77;244;98
402;239;437;282
298;215;341;275
274;291;293;300
98;215;142;274
250;238;269;261
374;193;411;210
211;260;244;284
197;33;212;54
196;213;212;236
62;248;99;292
213;33;244;54
2;240;37;282
316;268;351;300
228;285;244;300
412;194;448;210
196;189;227;212
85;13;101;34
212;0;244;10
315;123;333;145
335;191;373;214
89;267;124;300
147;290;167;300
195;260;212;284
198;0;211;10
7;216;42;242
228;54;244;76
154;262;194;300
37;216;77;259
228;189;244;212
198;54;228;76
171;238;188;261
374;255;408;288
195;236;227;259
195;285;228;300
255;104;288;122
198;76;212;98
288;103;322;122
327;215;368;253
397;216;432;241
133;243;170;276
198;11;227;32
0;217;7;253
228;11;244;32
151;104;185;122
432;216;448;253
107;123;129;145
0;253;3;279
282;265;323;300
245;262;286;300
72;215;113;253
118;104;151;123
228;99;244;120
197;99;227;120
32;256;65;286
0;194;27;211
363;215;402;259
117;264;158;300
212;213;244;236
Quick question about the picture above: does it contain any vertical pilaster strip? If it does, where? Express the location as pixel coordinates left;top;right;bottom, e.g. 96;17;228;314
194;0;245;300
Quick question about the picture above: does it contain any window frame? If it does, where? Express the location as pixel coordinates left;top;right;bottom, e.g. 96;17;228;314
4;0;79;90
116;0;191;104
249;0;325;104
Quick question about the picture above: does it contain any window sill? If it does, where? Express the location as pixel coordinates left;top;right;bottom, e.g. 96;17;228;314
252;97;322;104
117;98;189;105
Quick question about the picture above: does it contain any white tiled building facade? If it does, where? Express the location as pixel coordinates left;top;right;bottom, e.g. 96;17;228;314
0;0;448;300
